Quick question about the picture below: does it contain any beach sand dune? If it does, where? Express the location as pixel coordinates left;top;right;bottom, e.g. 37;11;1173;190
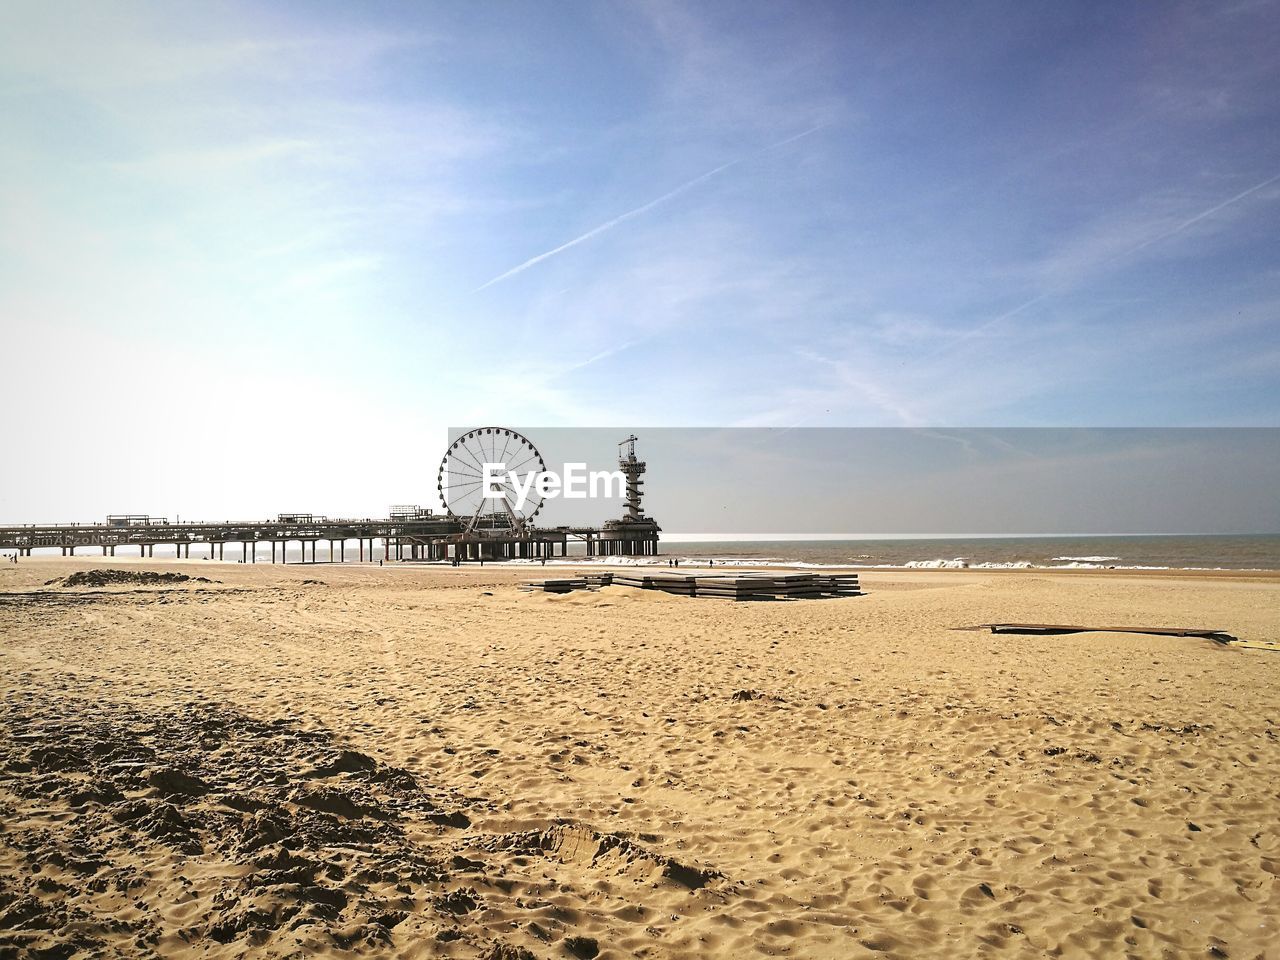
1;559;1277;958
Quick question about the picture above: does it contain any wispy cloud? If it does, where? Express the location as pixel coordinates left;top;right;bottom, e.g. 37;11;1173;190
561;339;641;375
794;348;921;426
937;169;1280;354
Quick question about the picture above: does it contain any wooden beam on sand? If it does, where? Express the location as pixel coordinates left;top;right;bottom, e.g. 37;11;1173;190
962;623;1238;643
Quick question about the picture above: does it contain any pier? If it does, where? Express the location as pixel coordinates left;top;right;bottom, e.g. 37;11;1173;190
0;514;659;563
0;431;662;563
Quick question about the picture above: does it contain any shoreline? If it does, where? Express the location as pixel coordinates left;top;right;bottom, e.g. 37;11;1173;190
6;553;1280;583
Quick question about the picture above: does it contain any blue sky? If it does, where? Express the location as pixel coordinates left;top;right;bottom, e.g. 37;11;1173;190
1;1;1278;518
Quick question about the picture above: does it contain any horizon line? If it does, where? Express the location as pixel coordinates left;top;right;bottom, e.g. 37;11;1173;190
659;531;1279;541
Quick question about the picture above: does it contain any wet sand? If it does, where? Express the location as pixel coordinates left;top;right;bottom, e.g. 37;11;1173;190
2;558;1277;958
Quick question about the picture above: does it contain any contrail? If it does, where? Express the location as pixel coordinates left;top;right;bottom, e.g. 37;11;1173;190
764;122;829;152
1125;169;1280;257
937;169;1280;353
474;160;739;291
475;123;829;292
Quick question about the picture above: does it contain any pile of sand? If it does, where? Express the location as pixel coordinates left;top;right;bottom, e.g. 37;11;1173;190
0;693;724;958
45;569;216;588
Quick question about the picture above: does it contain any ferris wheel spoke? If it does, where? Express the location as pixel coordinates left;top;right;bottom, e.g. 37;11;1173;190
505;451;541;475
445;453;483;478
498;478;524;504
444;465;483;481
454;443;489;476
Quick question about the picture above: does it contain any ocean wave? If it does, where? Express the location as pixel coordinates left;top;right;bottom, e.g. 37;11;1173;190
501;556;1268;572
901;559;1034;569
1051;556;1121;562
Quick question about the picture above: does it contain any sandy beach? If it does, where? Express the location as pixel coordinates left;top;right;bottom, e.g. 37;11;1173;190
1;558;1277;959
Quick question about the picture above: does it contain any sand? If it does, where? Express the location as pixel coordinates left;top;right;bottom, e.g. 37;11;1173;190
1;557;1277;959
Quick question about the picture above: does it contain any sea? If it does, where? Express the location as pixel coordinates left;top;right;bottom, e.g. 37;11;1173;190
578;534;1280;571
55;533;1280;571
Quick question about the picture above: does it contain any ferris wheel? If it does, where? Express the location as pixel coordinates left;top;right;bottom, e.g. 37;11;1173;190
437;427;546;534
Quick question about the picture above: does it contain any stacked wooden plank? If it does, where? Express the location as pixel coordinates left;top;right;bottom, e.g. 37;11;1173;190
610;572;697;595
521;570;861;600
822;573;862;597
519;578;590;594
695;573;811;600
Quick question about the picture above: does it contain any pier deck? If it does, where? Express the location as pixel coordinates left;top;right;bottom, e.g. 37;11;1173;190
0;516;660;563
